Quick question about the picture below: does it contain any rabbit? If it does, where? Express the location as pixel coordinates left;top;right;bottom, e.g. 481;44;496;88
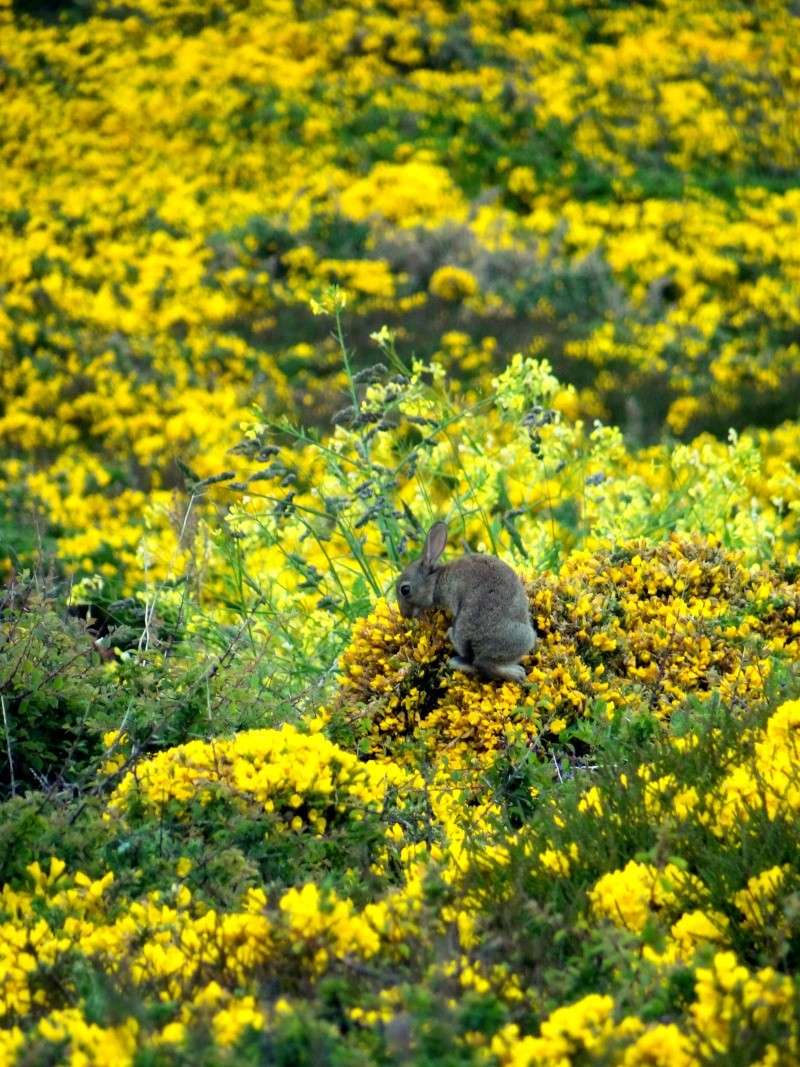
395;521;536;683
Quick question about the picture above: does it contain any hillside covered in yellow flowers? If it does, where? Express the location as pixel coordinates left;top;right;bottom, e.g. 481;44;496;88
3;0;800;1064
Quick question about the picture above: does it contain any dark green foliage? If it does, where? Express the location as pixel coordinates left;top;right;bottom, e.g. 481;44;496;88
0;580;110;797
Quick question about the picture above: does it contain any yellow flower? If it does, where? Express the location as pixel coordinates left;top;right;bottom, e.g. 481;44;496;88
590;861;702;934
621;1023;695;1066
429;266;479;302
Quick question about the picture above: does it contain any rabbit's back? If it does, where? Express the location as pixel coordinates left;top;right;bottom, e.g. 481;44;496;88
437;554;535;662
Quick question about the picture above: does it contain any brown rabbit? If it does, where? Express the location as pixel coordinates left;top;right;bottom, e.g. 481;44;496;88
395;521;536;682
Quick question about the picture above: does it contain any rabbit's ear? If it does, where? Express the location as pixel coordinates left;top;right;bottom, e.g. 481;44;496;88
423;522;448;569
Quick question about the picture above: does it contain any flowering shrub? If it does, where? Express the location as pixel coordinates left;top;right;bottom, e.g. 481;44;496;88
102;723;424;899
106;723;410;827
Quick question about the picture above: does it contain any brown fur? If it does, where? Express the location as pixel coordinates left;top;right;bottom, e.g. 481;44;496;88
396;522;536;683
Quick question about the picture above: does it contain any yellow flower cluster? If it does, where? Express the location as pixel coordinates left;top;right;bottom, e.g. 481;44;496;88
691;951;797;1061
492;949;797;1066
0;1009;138;1067
589;860;703;935
0;856;428;1054
734;866;790;931
428;266;480;303
107;723;412;835
711;699;800;835
491;994;624;1066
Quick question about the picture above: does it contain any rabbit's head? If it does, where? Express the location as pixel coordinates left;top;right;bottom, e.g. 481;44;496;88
395;522;448;619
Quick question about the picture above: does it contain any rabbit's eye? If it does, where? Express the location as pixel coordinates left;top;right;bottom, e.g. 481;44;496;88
399;582;412;597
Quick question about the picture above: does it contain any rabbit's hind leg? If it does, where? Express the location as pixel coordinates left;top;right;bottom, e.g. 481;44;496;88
475;660;527;683
448;656;478;675
447;626;481;674
447;627;474;662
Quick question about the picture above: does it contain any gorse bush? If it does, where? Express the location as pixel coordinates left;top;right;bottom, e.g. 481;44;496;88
4;0;800;1064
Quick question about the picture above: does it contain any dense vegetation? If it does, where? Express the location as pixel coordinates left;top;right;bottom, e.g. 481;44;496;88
2;0;800;1063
